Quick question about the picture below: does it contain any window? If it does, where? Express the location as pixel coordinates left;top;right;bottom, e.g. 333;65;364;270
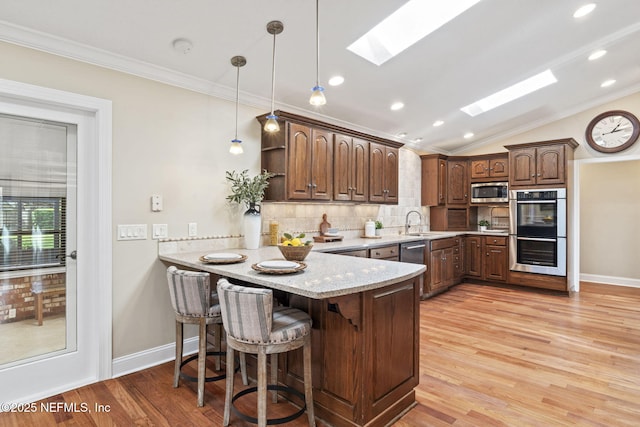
0;196;66;271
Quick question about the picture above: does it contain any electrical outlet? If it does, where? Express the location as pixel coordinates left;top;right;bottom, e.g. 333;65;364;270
8;308;16;318
152;224;168;239
188;223;197;237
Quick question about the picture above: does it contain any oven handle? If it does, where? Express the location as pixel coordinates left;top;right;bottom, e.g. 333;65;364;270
515;200;557;204
516;237;557;242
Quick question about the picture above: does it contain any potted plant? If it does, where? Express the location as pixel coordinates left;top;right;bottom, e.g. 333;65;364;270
478;219;490;232
225;169;274;249
375;220;383;236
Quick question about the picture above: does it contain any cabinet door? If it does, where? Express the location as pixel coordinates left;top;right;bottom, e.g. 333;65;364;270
443;247;456;286
489;157;509;178
311;128;333;200
429;249;444;291
384;147;399;203
369;143;386;202
287;123;313;199
465;236;482;277
536;144;565;186
509;147;537;187
484;244;508;282
437;159;447;205
333;134;352;201
351;138;369;202
447;160;468;204
470;159;490;179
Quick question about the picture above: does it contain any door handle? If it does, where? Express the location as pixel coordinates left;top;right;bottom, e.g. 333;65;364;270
66;250;77;260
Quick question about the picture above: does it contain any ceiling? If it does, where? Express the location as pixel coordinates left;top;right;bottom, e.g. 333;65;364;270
1;0;640;154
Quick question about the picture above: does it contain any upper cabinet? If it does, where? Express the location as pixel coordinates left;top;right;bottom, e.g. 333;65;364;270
257;111;401;203
470;155;509;181
369;143;399;203
506;138;578;188
420;154;447;206
446;159;468;205
334;135;369;202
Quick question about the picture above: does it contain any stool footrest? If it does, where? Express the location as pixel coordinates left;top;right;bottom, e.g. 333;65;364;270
231;384;306;425
179;351;236;383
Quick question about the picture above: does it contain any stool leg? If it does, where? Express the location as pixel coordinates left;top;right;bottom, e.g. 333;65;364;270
223;346;234;426
240;352;248;385
173;320;183;388
197;318;207;407
213;323;222;371
257;347;268;427
303;338;316;427
271;353;278;403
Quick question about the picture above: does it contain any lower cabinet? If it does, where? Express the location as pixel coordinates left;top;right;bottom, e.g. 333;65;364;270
465;235;508;282
426;237;462;296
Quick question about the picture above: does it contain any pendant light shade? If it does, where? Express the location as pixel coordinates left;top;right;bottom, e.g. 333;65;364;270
265;21;284;133
309;0;326;106
230;55;246;155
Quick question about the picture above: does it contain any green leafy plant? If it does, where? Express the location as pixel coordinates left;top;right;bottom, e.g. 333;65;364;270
375;220;383;230
225;169;275;208
478;219;490;227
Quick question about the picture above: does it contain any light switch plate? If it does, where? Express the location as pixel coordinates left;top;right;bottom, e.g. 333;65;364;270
188;222;197;237
117;224;148;241
152;224;168;239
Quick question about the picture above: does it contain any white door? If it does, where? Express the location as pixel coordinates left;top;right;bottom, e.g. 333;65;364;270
0;79;112;404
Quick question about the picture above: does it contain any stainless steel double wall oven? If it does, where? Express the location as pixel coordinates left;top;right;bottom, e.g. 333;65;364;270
509;188;566;276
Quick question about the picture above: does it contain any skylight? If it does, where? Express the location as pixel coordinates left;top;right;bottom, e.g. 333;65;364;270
460;69;558;117
347;0;481;66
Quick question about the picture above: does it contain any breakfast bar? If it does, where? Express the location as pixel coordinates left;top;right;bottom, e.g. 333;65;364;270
160;246;425;427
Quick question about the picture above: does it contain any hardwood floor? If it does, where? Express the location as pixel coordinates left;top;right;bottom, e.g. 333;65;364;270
2;282;638;426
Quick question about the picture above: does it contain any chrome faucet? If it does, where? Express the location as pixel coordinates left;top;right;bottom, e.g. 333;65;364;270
405;210;423;234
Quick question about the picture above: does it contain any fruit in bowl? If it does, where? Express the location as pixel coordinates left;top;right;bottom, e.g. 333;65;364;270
278;232;313;261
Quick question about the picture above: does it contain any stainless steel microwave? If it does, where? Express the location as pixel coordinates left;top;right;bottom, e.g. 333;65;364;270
470;182;508;203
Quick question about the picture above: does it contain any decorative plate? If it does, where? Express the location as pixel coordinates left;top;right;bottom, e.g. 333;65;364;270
199;253;247;264
251;260;307;274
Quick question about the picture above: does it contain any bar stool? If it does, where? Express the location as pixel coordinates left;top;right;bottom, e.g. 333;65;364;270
217;278;316;427
166;266;229;407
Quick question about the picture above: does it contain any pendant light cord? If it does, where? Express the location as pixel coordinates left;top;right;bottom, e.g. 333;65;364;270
234;64;240;140
315;0;320;87
270;31;277;115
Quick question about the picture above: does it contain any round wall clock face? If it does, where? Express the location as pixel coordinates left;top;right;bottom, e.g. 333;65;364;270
585;110;640;153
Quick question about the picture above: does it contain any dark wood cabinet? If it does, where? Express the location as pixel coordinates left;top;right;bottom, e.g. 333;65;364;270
258;110;400;203
420;154;447;206
446;159;469;204
506;138;578;188
426;237;462;296
429;206;477;231
465;235;508;282
286;123;333;200
333;135;369;202
369;143;398;203
470;155;509;181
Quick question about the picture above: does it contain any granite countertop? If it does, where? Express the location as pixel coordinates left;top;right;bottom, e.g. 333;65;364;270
159;246;426;299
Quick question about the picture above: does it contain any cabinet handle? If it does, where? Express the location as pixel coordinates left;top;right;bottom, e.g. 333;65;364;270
312;183;317;188
531;174;536;177
307;183;312;188
537;174;541;177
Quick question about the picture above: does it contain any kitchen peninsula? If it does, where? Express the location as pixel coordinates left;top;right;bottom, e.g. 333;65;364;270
159;244;425;427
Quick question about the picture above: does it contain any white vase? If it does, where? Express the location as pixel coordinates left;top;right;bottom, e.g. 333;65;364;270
243;203;261;249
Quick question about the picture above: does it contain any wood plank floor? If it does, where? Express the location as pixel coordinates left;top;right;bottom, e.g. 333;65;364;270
1;282;638;426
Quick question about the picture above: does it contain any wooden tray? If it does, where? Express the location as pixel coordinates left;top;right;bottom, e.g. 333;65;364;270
251;261;307;274
314;235;343;242
199;254;247;264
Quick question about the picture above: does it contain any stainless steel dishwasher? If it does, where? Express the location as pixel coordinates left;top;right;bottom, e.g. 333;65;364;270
400;241;427;296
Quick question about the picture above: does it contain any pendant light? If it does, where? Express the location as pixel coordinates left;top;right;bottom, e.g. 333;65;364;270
229;55;247;155
309;0;326;106
264;20;284;133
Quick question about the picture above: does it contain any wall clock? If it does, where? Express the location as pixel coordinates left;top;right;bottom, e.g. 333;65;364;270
585;110;640;153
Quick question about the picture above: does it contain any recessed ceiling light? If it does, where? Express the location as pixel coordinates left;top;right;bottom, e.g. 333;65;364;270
601;79;616;88
328;75;344;86
463;132;474;139
390;102;404;111
460;69;557;117
347;0;481;66
413;137;423;143
588;50;607;61
397;132;407;138
433;120;444;127
573;3;596;18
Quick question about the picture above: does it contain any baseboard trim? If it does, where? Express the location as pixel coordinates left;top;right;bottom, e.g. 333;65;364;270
580;274;640;288
111;337;198;379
